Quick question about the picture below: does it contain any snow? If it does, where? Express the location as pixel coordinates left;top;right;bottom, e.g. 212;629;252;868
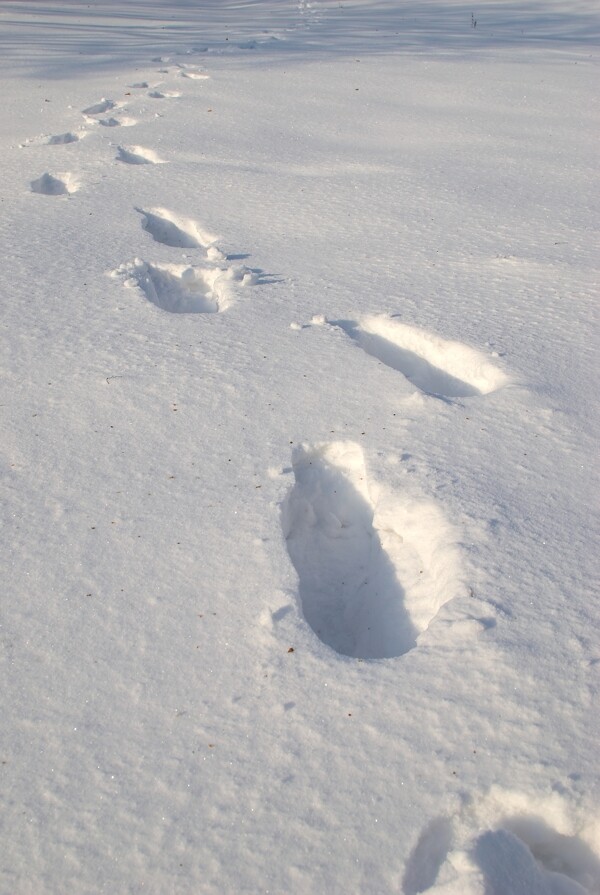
1;1;598;892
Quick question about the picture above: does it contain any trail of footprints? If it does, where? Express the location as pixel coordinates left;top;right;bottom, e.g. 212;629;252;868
25;59;207;194
23;53;511;654
21;44;600;895
25;52;509;653
281;316;509;659
111;204;257;313
24;57;257;314
23;51;511;659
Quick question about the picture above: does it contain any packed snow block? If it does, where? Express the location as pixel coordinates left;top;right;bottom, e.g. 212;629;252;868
282;441;465;659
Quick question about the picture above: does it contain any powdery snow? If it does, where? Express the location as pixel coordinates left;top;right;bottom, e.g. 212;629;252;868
0;1;598;893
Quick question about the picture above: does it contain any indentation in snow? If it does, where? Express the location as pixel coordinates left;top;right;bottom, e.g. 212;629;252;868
407;789;600;894
98;116;137;127
82;98;116;115
179;70;210;80
113;259;254;313
282;441;464;659
147;89;181;99
333;315;509;398
47;132;79;145
403;817;454;895
497;814;600;891
116;145;165;165
137;206;218;249
30;172;78;196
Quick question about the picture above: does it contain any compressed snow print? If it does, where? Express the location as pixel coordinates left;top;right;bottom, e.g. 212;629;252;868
30;171;79;195
115;145;165;165
137;206;219;250
333;315;510;398
282;441;465;659
81;97;117;116
112;258;256;313
403;788;600;894
46;131;80;145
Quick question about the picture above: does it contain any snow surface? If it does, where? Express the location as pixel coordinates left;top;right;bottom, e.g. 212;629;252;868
1;1;599;892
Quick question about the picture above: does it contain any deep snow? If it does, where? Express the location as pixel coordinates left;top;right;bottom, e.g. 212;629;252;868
0;1;599;893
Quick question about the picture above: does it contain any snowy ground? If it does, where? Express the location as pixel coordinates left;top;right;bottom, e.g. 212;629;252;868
1;1;599;893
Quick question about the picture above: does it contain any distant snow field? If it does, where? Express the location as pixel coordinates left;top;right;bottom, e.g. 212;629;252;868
1;0;598;893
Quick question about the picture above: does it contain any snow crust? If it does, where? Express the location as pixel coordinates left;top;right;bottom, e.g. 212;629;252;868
0;1;598;892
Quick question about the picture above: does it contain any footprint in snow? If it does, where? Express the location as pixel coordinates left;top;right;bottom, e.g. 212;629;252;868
137;206;220;250
147;90;181;99
82;98;116;116
402;817;454;895
20;132;82;148
404;792;600;894
97;116;137;128
116;145;165;165
46;132;79;145
30;172;78;196
282;441;465;659
112;259;255;314
179;70;210;80
83;99;136;127
175;62;209;75
331;315;509;399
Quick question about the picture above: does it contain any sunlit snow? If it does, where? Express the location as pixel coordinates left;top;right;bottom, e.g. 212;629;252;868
1;1;598;892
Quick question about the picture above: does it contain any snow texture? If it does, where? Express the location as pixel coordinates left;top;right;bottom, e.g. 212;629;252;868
0;0;598;892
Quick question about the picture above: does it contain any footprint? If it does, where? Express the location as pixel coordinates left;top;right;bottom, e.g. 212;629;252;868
403;818;454;895
116;145;165;165
179;71;210;80
333;316;508;398
98;116;137;128
46;132;79;145
82;98;116;116
147;90;181;99
496;816;600;892
20;132;82;148
129;81;149;89
30;172;78;196
281;441;464;659
137;207;218;249
406;791;600;894
472;827;597;895
112;259;254;313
